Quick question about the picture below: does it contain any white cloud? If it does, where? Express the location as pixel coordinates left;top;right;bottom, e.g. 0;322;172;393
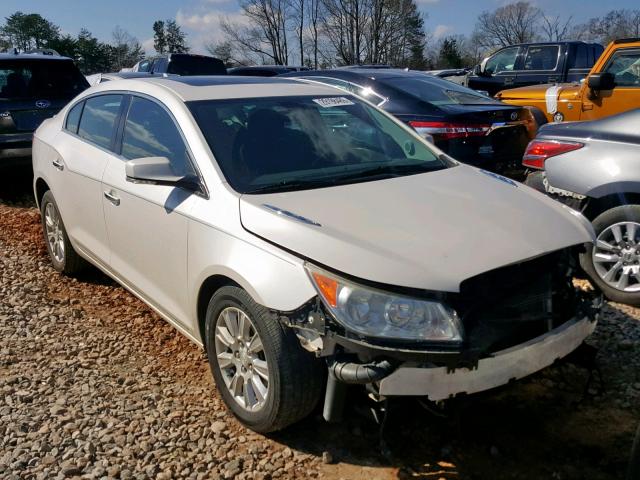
433;24;454;39
176;6;248;52
141;37;155;55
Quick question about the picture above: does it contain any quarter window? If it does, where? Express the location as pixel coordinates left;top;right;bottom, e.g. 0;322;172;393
523;46;559;71
484;47;519;74
122;97;194;177
78;95;123;150
65;101;84;134
605;50;640;87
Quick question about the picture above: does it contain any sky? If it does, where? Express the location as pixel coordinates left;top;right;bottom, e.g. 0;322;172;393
1;0;638;55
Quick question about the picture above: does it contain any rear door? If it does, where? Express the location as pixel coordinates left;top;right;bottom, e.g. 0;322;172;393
582;47;640;121
52;94;124;264
101;95;199;330
513;44;562;88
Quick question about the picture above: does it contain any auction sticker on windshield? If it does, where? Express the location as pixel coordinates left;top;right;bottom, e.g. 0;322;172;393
313;97;355;108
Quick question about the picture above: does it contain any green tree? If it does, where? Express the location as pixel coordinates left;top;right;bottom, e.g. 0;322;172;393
47;34;77;58
153;20;167;54
76;29;112;74
1;11;60;51
109;26;145;71
165;20;189;53
438;36;463;68
404;0;427;69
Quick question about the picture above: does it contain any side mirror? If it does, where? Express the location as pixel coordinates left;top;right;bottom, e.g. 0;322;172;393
474;57;490;77
587;72;615;91
125;156;201;192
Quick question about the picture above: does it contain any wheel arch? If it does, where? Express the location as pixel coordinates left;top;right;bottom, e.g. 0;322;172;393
34;177;50;209
583;192;640;221
196;274;243;345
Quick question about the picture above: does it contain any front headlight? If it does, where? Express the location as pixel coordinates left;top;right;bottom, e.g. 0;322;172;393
306;265;463;342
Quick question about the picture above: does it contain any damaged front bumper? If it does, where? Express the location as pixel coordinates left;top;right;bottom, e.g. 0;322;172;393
378;314;596;398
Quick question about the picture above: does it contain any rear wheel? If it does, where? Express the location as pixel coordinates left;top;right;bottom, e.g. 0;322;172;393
40;191;86;275
581;205;640;305
205;286;323;432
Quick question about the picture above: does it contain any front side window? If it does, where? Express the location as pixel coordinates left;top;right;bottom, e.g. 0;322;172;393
65;102;84;134
189;95;446;194
484;47;519;74
523;45;559;71
122;97;194;177
78;95;123;150
605;49;640;87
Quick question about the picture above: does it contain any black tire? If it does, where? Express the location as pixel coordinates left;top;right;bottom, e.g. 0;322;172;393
205;286;324;432
580;205;640;306
40;191;86;275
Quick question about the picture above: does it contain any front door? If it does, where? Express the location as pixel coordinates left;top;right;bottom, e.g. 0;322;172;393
581;48;640;121
101;96;199;331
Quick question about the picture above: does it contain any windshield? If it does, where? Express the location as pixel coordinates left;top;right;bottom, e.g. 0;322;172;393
380;76;501;106
189;95;447;193
0;60;88;100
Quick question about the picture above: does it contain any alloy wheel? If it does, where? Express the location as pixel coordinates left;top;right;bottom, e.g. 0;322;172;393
44;202;65;264
593;221;640;292
214;307;269;412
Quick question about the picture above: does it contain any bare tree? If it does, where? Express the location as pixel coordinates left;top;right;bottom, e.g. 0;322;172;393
473;1;541;49
292;0;305;64
306;0;322;67
321;0;371;65
540;15;573;42
577;9;640;44
221;0;291;65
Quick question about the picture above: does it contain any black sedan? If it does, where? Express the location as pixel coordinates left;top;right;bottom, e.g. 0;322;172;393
280;68;534;178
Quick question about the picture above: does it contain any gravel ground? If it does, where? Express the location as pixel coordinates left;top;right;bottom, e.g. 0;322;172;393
1;171;639;480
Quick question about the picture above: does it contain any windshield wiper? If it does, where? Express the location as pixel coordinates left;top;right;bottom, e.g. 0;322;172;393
330;163;444;183
243;178;335;194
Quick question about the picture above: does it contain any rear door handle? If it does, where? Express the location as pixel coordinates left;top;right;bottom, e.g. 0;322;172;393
52;159;64;171
103;190;120;206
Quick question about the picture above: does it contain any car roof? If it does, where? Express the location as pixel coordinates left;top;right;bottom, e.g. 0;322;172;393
0;53;74;61
91;75;345;101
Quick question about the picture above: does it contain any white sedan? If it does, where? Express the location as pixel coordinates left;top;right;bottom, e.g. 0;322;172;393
33;76;598;432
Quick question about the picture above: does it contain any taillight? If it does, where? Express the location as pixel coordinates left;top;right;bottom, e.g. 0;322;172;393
522;139;583;170
408;121;491;141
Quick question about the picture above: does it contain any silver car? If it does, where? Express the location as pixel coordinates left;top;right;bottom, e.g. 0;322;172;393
524;109;640;306
33;76;598;433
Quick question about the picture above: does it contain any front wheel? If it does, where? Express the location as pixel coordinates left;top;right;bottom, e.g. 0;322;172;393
580;205;640;306
205;286;323;432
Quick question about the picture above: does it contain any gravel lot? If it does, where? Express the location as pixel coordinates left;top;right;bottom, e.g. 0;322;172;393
1;170;639;480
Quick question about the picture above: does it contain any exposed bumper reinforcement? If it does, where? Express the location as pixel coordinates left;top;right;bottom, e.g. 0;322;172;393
378;316;596;399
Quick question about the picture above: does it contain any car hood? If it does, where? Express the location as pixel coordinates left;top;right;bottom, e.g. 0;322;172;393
496;83;581;100
239;165;594;292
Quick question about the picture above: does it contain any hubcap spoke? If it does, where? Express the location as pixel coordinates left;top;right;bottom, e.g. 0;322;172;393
214;307;269;412
594;221;640;292
603;261;622;282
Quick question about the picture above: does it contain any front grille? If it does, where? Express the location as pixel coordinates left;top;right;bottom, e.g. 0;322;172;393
450;249;578;354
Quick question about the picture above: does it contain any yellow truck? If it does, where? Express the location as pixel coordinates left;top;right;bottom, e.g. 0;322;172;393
495;38;640;123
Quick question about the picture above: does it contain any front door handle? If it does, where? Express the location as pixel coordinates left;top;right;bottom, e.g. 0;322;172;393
103;190;120;206
52;159;64;171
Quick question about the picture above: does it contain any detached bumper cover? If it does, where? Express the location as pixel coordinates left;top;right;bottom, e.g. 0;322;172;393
378;316;596;398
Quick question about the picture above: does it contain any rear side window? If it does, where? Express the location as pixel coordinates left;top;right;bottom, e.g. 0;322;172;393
65;102;84;134
0;60;88;100
569;44;589;69
167;55;226;75
78;95;123;150
122;97;194;177
523;46;559;71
